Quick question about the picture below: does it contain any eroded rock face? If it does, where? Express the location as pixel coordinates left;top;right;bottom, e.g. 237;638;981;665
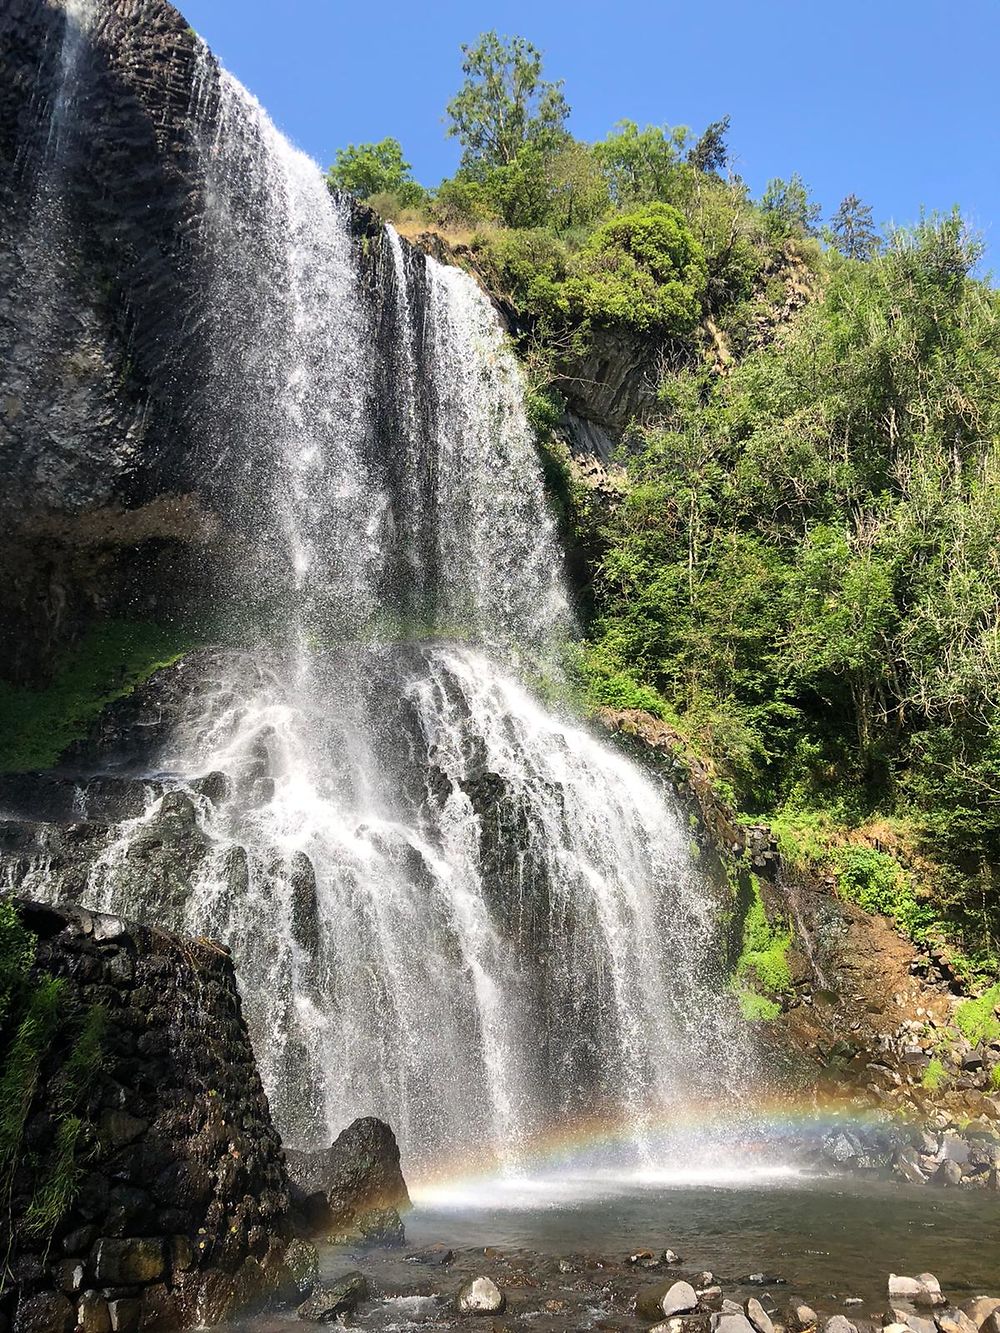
2;899;294;1333
0;0;382;684
285;1117;411;1246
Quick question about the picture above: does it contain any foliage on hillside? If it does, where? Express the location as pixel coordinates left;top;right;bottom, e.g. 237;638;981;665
329;34;1000;974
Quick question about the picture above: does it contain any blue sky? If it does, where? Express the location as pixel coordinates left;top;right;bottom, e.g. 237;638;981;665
180;0;998;265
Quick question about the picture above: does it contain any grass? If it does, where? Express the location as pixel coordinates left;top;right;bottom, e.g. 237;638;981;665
0;617;194;773
0;977;65;1179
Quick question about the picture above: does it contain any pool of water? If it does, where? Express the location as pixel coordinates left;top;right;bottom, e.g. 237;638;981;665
402;1171;1000;1307
231;1172;1000;1331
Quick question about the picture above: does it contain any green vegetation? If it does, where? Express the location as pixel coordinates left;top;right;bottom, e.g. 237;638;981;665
954;984;1000;1045
326;138;426;210
0;617;194;772
336;35;1000;967
922;1056;947;1091
0;909;105;1248
732;873;792;1021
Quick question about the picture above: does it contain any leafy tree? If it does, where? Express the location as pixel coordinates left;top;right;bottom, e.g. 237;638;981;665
446;32;569;168
831;193;880;260
546;141;609;230
687;116;731;175
327;138;425;206
593;120;688;206
760;173;822;238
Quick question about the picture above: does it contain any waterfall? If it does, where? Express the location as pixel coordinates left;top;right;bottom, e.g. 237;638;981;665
18;41;753;1176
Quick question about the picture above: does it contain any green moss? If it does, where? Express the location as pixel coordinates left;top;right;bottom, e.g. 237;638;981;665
735;874;792;994
922;1056;947;1091
739;990;781;1022
954;984;1000;1046
730;873;791;1023
0;618;195;773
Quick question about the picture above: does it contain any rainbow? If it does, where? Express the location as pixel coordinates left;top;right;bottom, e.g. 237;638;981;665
407;1091;902;1207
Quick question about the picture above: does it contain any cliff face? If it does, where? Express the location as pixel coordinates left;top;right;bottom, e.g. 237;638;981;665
4;900;294;1333
0;0;385;684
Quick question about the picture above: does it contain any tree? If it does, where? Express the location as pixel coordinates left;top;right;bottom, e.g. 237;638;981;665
687;116;731;176
760;173;822;238
546;141;609;230
445;32;569;168
831;194;880;260
326;138;424;206
593;120;688;206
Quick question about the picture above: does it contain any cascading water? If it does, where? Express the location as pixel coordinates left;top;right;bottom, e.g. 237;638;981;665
17;33;755;1177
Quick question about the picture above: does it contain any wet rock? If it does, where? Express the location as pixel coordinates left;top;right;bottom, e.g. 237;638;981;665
405;1244;455;1266
960;1299;1000;1329
698;1288;724;1311
76;1293;110;1333
787;1303;818;1332
13;1292;74;1333
893;1147;928;1184
281;1238;319;1299
106;1300;141;1333
824;1319;857;1333
288;852;320;954
297;1271;369;1322
456;1276;506;1315
931;1159;963;1187
664;1250;683;1265
663;1282;699;1316
937;1310;979;1333
631;1249;658;1267
93;1238;164;1285
355;1205;405;1246
285;1117;410;1243
747;1298;776;1333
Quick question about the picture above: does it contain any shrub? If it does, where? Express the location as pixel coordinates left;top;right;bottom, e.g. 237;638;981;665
954;984;1000;1045
564;202;707;334
835;846;935;940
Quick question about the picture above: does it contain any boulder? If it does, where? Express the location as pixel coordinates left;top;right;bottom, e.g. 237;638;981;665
748;1299;776;1333
456;1276;505;1315
788;1304;818;1332
285;1117;410;1243
297;1272;369;1322
937;1310;979;1333
663;1283;700;1316
92;1238;164;1285
960;1299;1000;1330
281;1238;319;1299
825;1319;857;1333
931;1160;963;1187
13;1292;74;1333
712;1315;757;1333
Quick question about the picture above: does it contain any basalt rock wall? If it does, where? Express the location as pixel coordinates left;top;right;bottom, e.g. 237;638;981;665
3;899;294;1333
0;0;384;684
